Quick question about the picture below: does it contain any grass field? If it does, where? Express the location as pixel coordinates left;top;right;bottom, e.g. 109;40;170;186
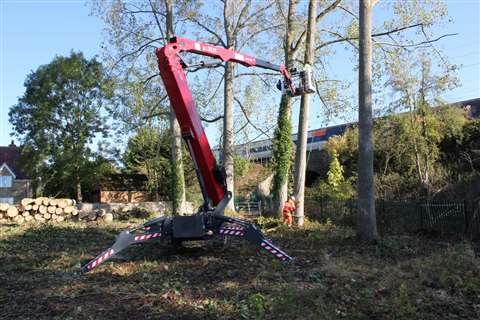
1;217;479;320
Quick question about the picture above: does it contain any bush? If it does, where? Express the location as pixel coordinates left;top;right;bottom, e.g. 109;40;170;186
234;156;250;178
118;207;152;220
307;150;355;201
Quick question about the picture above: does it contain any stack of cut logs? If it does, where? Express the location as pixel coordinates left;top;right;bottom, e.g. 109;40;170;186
80;209;114;223
0;197;78;224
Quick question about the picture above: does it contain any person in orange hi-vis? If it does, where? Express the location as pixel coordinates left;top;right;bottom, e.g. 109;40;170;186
283;195;296;227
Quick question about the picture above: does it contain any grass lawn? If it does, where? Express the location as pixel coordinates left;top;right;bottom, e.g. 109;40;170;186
0;217;479;319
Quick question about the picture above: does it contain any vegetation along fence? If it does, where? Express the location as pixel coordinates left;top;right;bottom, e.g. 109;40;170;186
304;197;480;239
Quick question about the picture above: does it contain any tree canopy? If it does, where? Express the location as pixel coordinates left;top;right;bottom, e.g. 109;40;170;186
9;51;114;200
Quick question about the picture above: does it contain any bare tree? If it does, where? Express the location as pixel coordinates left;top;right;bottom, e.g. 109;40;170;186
293;0;317;227
272;0;342;217
91;0;189;211
188;0;275;211
288;0;453;232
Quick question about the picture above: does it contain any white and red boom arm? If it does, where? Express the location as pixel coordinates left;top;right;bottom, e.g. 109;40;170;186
156;37;298;208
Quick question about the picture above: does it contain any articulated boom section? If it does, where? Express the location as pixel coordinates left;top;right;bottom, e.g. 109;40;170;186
155;36;298;207
81;37;299;273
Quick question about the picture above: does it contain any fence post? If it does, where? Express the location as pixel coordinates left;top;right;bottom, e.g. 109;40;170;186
380;199;385;232
349;198;353;218
464;199;469;237
320;197;324;221
259;200;262;216
418;201;423;231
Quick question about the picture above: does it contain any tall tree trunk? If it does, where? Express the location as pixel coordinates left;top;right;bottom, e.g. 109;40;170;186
223;61;235;211
223;0;235;211
273;95;293;216
293;0;317;227
165;0;186;214
357;0;378;241
419;67;431;197
76;173;82;203
170;110;186;213
272;0;296;217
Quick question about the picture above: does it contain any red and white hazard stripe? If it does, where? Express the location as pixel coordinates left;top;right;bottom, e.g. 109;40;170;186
87;248;115;270
228;225;244;231
219;227;245;236
260;240;291;262
134;232;162;241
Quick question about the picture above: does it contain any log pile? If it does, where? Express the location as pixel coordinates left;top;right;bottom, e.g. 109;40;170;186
76;206;150;223
0;197;78;224
79;209;114;223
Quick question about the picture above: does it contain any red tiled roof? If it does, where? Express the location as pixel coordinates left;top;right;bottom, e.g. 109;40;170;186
0;144;29;179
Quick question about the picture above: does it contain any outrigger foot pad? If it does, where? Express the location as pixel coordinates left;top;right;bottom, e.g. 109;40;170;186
81;194;293;273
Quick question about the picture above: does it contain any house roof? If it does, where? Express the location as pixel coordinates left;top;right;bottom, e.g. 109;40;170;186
0;142;29;179
0;163;16;179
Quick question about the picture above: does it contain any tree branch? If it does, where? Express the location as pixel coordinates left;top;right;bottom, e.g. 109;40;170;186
234;97;272;140
143;73;160;87
185;62;224;73
124;2;166;17
234;72;276;90
338;5;357;19
373;33;458;48
232;0;252;36
239;124;276;147
235;72;279;78
315;82;330;111
235;1;274;33
235;121;249;135
420;25;450;66
371;23;424;38
238;24;284;51
141;94;170;119
317;29;359;50
316;23;443;51
142;110;169;119
274;0;287;22
111;37;163;71
190;17;227;47
197;77;224;110
292;0;342;55
201;115;224;123
148;0;166;41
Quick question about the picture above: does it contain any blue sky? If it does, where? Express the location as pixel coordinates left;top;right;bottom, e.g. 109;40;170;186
1;0;479;147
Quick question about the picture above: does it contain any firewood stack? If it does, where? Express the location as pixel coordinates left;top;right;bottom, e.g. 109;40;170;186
0;197;78;224
79;209;114;223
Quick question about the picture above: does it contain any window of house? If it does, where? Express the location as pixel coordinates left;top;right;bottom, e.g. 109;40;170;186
0;176;13;188
0;197;14;204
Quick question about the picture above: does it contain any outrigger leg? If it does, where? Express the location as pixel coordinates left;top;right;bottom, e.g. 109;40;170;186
81;216;169;273
215;215;293;262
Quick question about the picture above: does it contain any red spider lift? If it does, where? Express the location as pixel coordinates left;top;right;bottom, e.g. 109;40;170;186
81;37;315;273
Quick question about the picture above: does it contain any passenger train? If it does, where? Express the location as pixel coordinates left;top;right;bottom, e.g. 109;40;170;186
215;98;480;162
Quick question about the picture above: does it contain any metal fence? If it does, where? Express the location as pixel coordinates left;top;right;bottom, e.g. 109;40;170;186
467;198;480;239
304;197;480;239
235;201;263;216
